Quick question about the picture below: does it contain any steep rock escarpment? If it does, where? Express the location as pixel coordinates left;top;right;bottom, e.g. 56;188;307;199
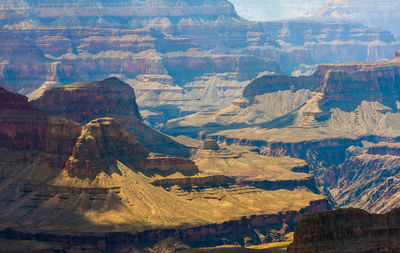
0;199;329;251
32;77;192;158
312;0;400;36
329;143;400;213
0;87;81;169
287;208;400;253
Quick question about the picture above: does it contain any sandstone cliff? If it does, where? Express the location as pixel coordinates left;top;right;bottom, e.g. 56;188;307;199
0;86;81;169
65;118;148;178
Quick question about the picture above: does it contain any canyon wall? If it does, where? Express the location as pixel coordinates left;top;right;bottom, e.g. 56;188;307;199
287;208;400;253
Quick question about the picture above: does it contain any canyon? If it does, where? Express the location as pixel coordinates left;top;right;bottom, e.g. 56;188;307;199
2;0;400;251
1;0;400;127
166;51;400;214
0;85;329;251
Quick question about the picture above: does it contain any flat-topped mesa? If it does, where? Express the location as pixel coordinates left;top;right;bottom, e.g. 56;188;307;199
287;208;400;253
33;77;141;124
318;59;400;112
243;51;400;113
33;77;192;157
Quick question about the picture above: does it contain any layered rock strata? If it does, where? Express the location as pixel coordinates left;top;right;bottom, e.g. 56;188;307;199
287;208;400;253
1;0;400;126
32;77;192;157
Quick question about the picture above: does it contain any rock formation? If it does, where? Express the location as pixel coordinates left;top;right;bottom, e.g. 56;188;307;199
287;208;400;253
32;77;193;158
0;86;81;169
65;118;148;178
312;0;400;36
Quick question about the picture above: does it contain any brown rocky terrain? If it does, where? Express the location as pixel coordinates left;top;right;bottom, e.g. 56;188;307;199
32;77;193;158
0;86;329;251
287;208;400;253
166;51;400;213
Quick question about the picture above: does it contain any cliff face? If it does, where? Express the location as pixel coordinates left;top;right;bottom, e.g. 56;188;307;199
0;0;238;30
287;208;400;253
0;87;81;168
33;77;141;123
313;0;400;36
65;118;149;178
330;143;400;213
32;77;193;158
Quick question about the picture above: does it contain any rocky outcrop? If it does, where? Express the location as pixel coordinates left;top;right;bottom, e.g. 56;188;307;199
287;208;400;253
242;177;320;194
65;118;148;178
203;139;219;150
151;175;229;189
32;77;193;158
33;77;141;123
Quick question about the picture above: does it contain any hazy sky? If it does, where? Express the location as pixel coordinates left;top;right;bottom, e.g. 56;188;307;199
229;0;327;21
